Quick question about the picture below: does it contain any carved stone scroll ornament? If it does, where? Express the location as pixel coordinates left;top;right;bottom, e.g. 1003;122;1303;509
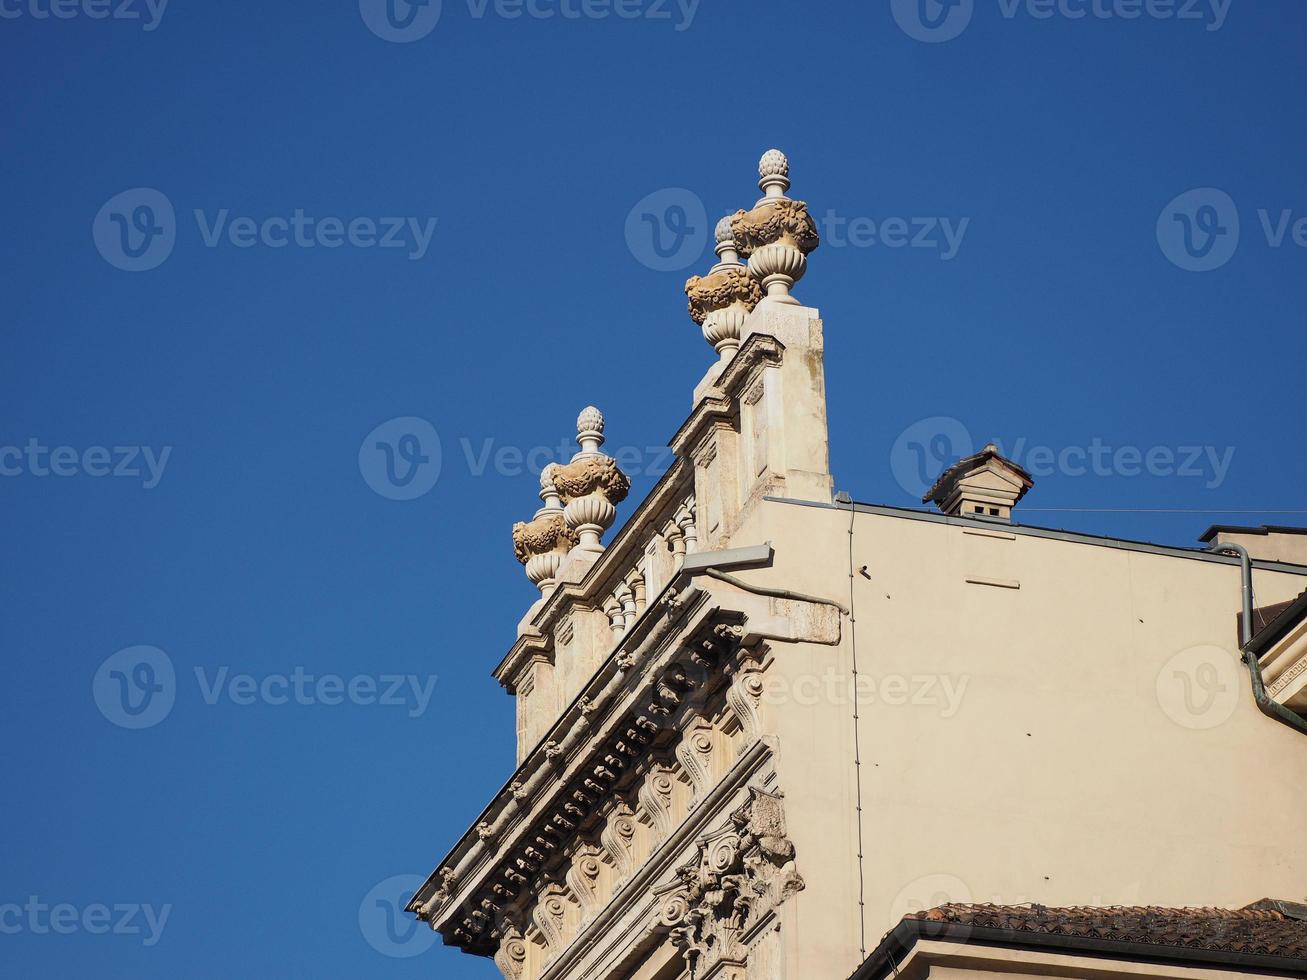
551;407;631;554
493;923;528;980
651;788;805;978
684;264;763;362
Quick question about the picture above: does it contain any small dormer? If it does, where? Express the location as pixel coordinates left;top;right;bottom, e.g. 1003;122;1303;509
922;443;1034;523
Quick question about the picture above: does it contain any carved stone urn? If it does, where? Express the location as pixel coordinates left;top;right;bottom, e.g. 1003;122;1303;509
512;463;579;595
731;149;820;305
551;407;631;554
684;217;763;362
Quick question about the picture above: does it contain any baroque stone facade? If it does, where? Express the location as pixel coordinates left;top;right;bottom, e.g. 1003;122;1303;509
404;150;1307;980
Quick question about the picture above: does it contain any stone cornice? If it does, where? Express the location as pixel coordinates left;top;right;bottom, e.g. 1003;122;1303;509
411;590;748;952
494;457;695;691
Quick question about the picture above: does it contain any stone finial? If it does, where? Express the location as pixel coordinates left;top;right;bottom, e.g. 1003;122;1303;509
713;214;743;271
732;149;820;306
758;148;791;202
551;407;631;554
512;461;578;595
576;406;605;455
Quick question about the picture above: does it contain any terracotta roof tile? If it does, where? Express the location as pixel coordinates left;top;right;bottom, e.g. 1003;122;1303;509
906;903;1307;960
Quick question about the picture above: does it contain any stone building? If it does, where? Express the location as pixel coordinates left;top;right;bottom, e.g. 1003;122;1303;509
405;152;1307;979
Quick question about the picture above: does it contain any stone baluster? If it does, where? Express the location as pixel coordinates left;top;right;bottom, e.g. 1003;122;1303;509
683;217;763;364
675;501;699;555
512;462;579;596
626;567;647;618
616;581;636;631
552;407;631;555
665;520;687;570
731;149;821;305
603;596;625;636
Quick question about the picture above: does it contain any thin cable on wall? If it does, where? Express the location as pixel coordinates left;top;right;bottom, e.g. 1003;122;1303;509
840;492;868;960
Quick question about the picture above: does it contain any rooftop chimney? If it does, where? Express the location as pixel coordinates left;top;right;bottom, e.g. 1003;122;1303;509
923;443;1033;523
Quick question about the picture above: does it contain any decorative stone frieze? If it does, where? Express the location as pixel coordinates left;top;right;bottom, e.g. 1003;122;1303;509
552;407;631;555
730;150;821;305
652;787;805;979
513;464;581;595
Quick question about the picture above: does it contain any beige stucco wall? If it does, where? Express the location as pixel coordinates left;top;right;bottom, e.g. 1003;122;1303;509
727;498;1307;979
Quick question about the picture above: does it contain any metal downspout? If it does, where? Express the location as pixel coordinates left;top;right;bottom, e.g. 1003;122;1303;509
1206;541;1307;737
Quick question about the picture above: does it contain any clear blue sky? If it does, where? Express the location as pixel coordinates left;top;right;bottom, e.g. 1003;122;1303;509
2;2;1305;977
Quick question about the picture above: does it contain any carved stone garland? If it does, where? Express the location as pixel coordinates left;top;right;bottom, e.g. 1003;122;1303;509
684;217;764;363
653;788;805;979
513;463;581;594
